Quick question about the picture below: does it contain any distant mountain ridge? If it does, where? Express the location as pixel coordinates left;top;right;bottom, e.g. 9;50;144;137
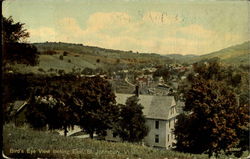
192;41;250;65
163;54;198;63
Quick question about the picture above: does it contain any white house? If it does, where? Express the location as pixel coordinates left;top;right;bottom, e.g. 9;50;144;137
105;93;182;149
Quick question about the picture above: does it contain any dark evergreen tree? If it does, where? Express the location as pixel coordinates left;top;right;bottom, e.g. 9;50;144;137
115;96;148;142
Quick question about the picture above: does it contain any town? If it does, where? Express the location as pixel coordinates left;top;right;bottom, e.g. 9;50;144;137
2;0;249;158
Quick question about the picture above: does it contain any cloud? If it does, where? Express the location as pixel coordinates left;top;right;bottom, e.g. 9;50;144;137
87;12;132;31
58;17;85;36
178;24;216;39
29;27;57;42
28;11;248;55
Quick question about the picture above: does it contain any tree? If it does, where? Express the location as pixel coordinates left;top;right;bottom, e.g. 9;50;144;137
2;16;39;66
174;77;249;157
81;67;94;75
26;94;78;135
25;74;80;135
59;55;64;60
175;60;249;157
73;76;119;138
115;96;148;142
3;16;29;43
153;66;171;82
25;95;57;130
2;73;32;122
192;58;222;81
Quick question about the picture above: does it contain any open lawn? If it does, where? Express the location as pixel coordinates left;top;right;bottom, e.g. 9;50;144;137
3;124;248;159
2;123;208;159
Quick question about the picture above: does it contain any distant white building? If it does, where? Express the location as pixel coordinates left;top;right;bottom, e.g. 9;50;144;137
105;93;182;149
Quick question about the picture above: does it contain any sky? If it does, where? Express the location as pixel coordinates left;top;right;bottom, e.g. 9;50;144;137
3;0;250;55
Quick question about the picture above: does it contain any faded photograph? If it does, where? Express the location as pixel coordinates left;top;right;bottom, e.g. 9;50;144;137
2;0;249;158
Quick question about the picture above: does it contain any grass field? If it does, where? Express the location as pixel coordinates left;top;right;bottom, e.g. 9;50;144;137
3;124;248;159
3;123;207;159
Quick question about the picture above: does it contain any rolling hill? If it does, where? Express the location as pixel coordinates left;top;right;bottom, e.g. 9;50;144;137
33;42;174;65
9;41;250;74
9;42;176;74
192;41;250;65
23;42;175;73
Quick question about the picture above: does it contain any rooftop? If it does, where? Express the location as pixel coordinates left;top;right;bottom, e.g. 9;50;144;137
115;93;176;120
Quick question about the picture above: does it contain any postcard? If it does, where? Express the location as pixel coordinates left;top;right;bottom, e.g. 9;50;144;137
2;0;249;158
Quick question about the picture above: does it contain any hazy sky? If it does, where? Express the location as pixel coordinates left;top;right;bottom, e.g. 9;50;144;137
3;0;249;55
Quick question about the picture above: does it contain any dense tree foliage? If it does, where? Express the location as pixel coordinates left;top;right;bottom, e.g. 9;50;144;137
115;96;148;142
73;77;119;138
153;66;171;82
3;16;29;43
2;73;32;122
25;75;80;135
4;73;118;138
3;43;39;66
3;73;147;140
2;16;39;66
174;59;250;157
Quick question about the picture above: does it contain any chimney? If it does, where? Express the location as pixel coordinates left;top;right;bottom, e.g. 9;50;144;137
135;85;139;97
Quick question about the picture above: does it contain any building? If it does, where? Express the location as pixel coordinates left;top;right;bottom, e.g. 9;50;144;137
105;93;181;149
8;100;28;126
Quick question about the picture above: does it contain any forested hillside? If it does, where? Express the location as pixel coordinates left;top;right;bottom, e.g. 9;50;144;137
192;41;250;65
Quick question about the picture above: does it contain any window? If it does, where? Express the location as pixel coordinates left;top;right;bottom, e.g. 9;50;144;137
168;134;170;142
155;134;159;143
171;107;175;115
155;120;159;129
169;120;171;128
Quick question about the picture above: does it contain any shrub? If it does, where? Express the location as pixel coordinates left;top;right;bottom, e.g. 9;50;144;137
63;51;68;56
59;55;63;60
43;50;57;55
38;68;45;72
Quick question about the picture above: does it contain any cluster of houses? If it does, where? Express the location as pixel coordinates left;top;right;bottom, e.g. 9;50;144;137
107;64;188;149
10;63;189;150
11;88;184;150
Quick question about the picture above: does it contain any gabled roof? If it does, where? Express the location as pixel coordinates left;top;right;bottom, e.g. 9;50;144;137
11;100;28;115
115;93;176;120
12;101;26;111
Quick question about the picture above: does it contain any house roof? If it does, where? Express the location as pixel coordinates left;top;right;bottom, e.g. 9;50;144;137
115;93;176;120
9;100;28;116
12;100;27;111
